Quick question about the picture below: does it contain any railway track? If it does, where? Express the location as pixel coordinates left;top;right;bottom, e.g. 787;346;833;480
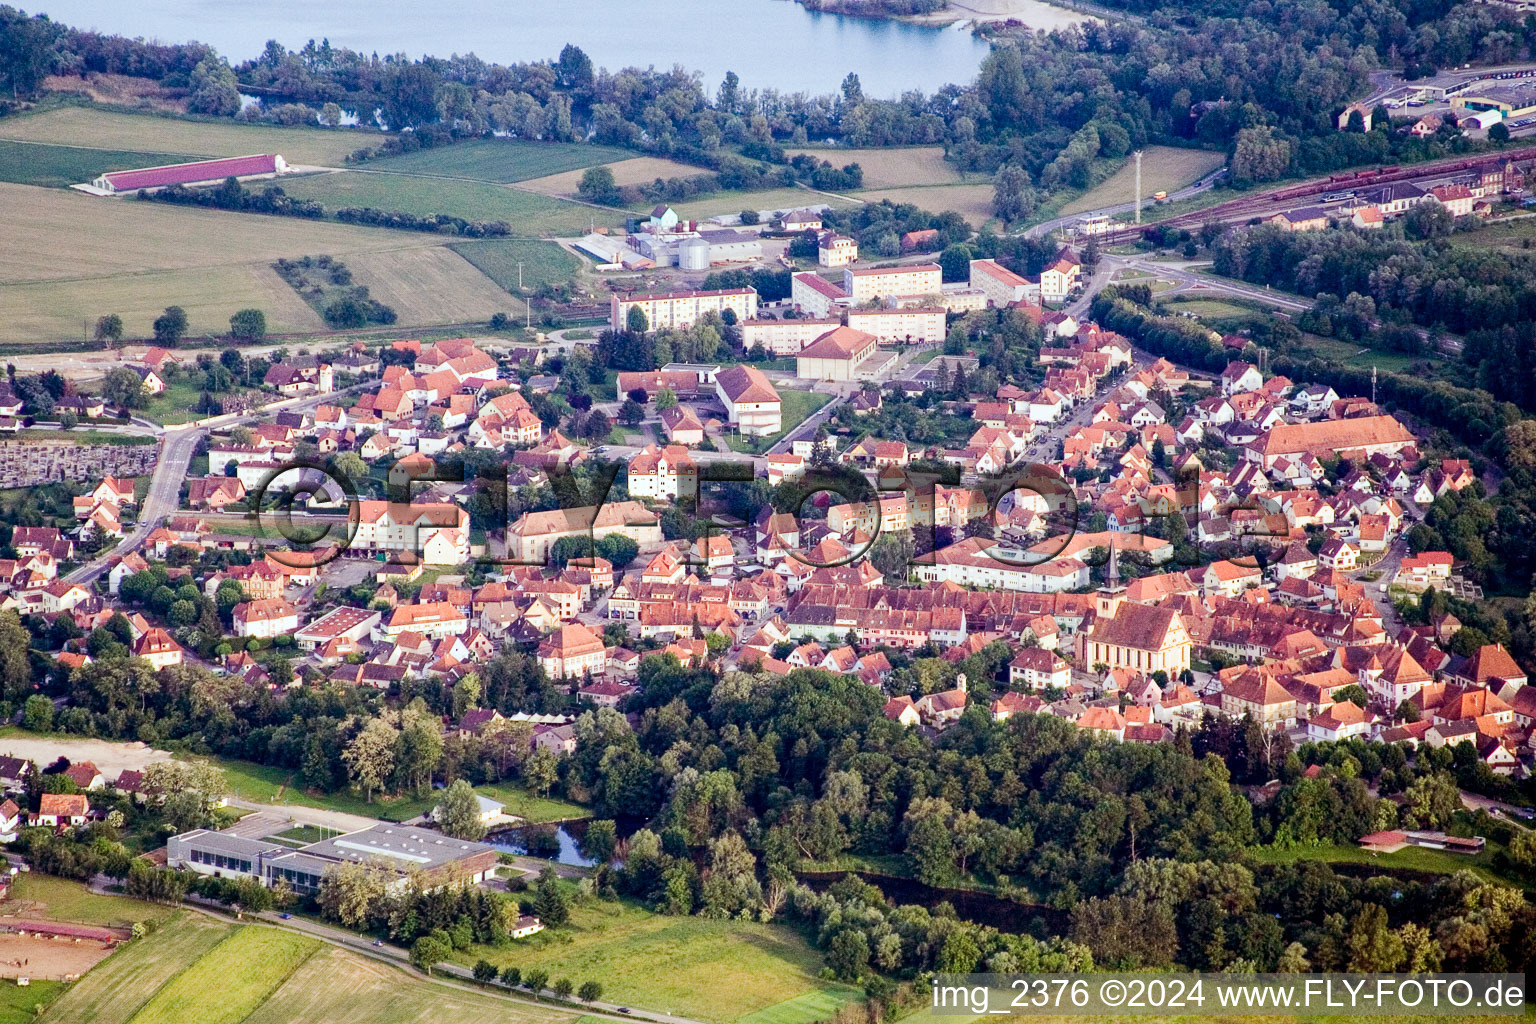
1091;145;1536;244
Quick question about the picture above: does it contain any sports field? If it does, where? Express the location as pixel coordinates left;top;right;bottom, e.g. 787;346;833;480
457;898;859;1024
0;106;367;166
0;139;197;189
358;137;633;183
784;146;962;189
449;238;584;292
520;156;711;196
855;183;997;224
277;170;628;235
344;247;520;323
1057;145;1227;215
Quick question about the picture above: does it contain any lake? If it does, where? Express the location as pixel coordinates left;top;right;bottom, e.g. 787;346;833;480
38;0;997;98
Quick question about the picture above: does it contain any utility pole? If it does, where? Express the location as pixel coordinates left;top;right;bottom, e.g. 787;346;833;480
1371;365;1377;405
1134;150;1143;225
517;261;523;290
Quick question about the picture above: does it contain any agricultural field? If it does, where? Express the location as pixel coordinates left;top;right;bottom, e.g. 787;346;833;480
449;239;584;293
668;187;857;221
39;912;233;1024
359;138;633;183
783;146;962;189
127;925;319;1024
0;139;197;189
853;184;997;225
455;899;859;1024
0;179;560;343
1057;145;1228;215
244;945;576;1024
343;248;520;324
0;106;368;166
277;170;627;235
45;913;575;1024
495;155;705;194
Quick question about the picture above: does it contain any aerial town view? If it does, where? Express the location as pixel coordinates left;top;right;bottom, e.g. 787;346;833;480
0;0;1535;1021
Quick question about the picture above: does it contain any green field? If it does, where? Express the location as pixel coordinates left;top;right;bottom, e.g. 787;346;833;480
455;899;859;1024
40;912;234;1024
669;188;857;221
0;979;63;1024
474;782;588;823
0;106;370;166
1452;215;1536;250
0;139;198;189
276;170;627;236
244;944;576;1024
1161;297;1257;320
45;912;575;1024
726;388;832;455
1246;841;1519;887
128;925;319;1024
2;873;176;928
132;379;260;426
360;139;633;183
208;755;584;823
1296;334;1427;373
449;238;584;292
1058;146;1228;216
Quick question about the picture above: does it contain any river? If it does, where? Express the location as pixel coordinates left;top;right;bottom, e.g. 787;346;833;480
37;0;998;98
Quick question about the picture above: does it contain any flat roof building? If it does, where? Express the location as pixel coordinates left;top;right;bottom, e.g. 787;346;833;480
168;822;499;895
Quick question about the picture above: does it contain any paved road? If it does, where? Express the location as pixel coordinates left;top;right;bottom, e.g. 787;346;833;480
64;386;368;587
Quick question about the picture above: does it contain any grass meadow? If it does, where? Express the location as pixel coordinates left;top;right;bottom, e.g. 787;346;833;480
782;146;964;189
520;156;710;195
343;247;520;323
725;389;832;454
0;139;196;189
853;183;998;224
207;754;584;823
358;138;633;183
0;106;368;165
245;945;576;1024
2;873;176;928
453;898;860;1024
449;238;585;292
1058;146;1228;215
278;170;627;235
668;188;857;221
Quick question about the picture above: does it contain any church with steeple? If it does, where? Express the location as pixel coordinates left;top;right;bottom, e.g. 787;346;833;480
1076;538;1193;677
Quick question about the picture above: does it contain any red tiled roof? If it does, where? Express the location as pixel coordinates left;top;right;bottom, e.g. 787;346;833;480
104;154;279;191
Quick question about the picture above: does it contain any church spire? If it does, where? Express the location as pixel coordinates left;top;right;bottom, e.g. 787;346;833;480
1106;535;1121;588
